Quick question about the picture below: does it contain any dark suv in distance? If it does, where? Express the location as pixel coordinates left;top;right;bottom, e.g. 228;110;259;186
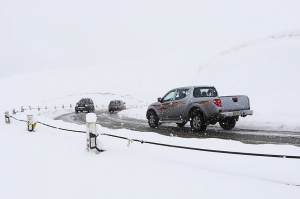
108;100;126;113
75;98;95;113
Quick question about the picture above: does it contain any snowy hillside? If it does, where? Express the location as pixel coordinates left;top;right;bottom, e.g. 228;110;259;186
190;33;300;131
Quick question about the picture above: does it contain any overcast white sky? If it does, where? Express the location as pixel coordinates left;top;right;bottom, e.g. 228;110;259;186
1;0;300;78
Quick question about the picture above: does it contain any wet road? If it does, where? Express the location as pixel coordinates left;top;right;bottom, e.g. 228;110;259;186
55;110;300;147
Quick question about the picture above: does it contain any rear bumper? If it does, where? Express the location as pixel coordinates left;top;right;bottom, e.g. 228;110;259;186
220;110;253;118
109;106;124;111
75;107;89;111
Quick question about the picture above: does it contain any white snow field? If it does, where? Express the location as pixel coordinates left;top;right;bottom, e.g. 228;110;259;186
2;0;300;198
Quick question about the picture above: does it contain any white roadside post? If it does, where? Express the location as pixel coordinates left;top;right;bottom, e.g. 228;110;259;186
86;113;102;154
5;111;10;124
27;115;34;132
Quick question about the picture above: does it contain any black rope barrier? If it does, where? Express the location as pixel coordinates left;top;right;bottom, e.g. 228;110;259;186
101;133;300;159
10;116;85;133
9;116;300;159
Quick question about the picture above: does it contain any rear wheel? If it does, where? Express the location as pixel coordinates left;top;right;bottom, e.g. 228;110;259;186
219;118;236;130
148;111;159;128
190;112;207;132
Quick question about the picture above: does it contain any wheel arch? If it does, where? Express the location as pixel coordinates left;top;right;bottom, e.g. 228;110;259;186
146;108;159;119
187;106;207;122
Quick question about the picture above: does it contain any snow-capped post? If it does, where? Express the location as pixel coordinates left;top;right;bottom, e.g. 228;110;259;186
5;111;10;124
12;109;16;114
45;106;47;109
54;105;56;109
38;107;40;111
21;106;24;112
70;104;72;108
27;115;37;132
86;113;103;154
62;105;64;109
29;106;31;110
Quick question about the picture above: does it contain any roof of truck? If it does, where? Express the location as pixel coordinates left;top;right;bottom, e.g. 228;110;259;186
176;85;215;89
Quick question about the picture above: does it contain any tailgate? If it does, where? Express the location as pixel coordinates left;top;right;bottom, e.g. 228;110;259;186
220;95;250;112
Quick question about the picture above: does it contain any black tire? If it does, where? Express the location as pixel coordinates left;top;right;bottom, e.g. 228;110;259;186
219;118;236;130
148;110;159;128
190;112;207;132
176;122;186;128
75;110;78;114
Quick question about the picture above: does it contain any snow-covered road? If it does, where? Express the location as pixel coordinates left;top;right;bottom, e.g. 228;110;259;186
55;110;300;147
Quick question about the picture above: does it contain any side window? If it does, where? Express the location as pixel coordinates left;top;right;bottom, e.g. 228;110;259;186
161;90;175;103
175;89;189;100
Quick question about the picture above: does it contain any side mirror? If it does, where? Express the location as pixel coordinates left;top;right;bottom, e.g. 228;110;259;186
123;102;126;104
157;97;162;102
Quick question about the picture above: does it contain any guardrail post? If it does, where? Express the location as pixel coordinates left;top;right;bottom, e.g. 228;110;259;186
62;105;64;109
27;115;35;131
38;107;40;111
45;106;47;109
12;109;16;114
86;113;102;154
70;104;72;108
5;111;10;124
54;105;56;109
21;106;24;112
29;106;31;110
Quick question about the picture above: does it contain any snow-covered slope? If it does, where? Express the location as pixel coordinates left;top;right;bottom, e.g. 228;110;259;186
189;33;300;131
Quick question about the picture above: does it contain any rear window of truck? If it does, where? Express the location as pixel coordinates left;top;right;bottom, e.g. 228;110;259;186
193;87;218;97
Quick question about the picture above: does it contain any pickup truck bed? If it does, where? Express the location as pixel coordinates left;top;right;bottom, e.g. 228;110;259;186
220;95;253;118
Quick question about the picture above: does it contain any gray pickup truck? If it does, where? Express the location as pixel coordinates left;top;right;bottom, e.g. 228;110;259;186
146;86;253;132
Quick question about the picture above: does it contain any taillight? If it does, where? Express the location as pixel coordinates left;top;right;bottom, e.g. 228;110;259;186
213;99;222;107
247;97;250;108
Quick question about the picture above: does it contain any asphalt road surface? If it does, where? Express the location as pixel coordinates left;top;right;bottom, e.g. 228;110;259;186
55;109;300;147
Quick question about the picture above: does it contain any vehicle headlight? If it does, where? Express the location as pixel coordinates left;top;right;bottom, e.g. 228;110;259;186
85;104;88;107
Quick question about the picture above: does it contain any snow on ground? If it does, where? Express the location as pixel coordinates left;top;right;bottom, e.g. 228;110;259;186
1;33;300;198
2;1;300;197
2;110;300;198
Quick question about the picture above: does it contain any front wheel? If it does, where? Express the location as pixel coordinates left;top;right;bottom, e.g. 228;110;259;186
219;118;236;130
148;111;159;128
190;112;207;132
